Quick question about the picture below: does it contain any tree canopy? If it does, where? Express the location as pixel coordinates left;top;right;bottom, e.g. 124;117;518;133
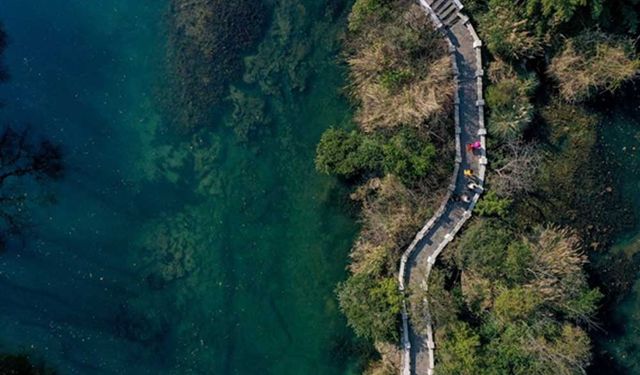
430;223;601;375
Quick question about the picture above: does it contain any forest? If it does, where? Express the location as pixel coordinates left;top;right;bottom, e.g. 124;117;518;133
318;0;640;374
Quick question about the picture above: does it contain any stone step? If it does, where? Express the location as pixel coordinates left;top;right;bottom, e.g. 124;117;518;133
438;2;458;22
431;0;450;13
442;7;460;25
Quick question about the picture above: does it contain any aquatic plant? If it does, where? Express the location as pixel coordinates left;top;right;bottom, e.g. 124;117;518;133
0;126;63;250
142;211;200;286
226;86;270;142
164;0;267;130
0;353;56;375
0;23;8;83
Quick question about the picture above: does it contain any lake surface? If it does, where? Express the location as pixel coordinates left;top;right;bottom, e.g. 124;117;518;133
593;88;640;374
0;0;363;374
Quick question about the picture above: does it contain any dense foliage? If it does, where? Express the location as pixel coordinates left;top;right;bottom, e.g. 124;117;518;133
324;0;640;372
337;274;402;342
423;0;640;373
315;127;436;185
485;60;538;139
317;0;456;371
427;223;600;375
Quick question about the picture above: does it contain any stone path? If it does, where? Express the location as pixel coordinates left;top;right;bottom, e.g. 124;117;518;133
398;1;486;374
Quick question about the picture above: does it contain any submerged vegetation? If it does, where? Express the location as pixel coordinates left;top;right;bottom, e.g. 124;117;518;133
164;0;267;130
0;353;55;375
0;22;61;375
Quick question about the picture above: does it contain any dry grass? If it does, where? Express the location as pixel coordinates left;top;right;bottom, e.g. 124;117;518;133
548;31;640;102
348;176;435;274
363;342;401;375
347;3;454;131
353;57;454;131
525;227;587;304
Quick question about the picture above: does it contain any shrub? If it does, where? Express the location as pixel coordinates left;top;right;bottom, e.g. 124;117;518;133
475;190;512;218
437;322;481;375
348;0;392;32
348;3;453;130
316;127;436;185
315;128;381;177
548;31;640;102
337;274;402;342
382;128;436;185
479;0;547;60
486;72;538;140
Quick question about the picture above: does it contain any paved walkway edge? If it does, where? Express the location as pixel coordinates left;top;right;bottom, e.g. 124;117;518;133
398;1;486;374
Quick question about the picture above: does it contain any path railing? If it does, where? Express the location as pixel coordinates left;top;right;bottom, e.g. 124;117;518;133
398;1;486;374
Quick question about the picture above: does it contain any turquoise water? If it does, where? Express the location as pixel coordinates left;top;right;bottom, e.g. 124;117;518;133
0;1;363;374
593;88;640;374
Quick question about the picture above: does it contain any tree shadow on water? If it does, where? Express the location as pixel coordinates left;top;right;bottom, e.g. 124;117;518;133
0;24;64;253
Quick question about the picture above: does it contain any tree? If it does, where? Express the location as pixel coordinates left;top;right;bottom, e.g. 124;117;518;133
548;31;640;102
526;0;603;23
437;322;481;375
475;190;512;218
315;128;385;178
454;219;514;280
524;226;602;324
337;274;402;342
479;0;547;60
494;286;542;322
491;139;543;197
381;128;436;185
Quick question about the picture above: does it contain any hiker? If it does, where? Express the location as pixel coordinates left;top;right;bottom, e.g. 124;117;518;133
467;182;477;190
461;194;471;203
464;169;474;177
471;141;482;150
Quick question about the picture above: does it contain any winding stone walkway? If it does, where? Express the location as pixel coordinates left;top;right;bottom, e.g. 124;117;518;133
398;1;486;374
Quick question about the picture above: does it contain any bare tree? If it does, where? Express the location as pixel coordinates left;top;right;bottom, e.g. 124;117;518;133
0;24;7;83
0;25;63;250
492;139;542;197
0;126;63;247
